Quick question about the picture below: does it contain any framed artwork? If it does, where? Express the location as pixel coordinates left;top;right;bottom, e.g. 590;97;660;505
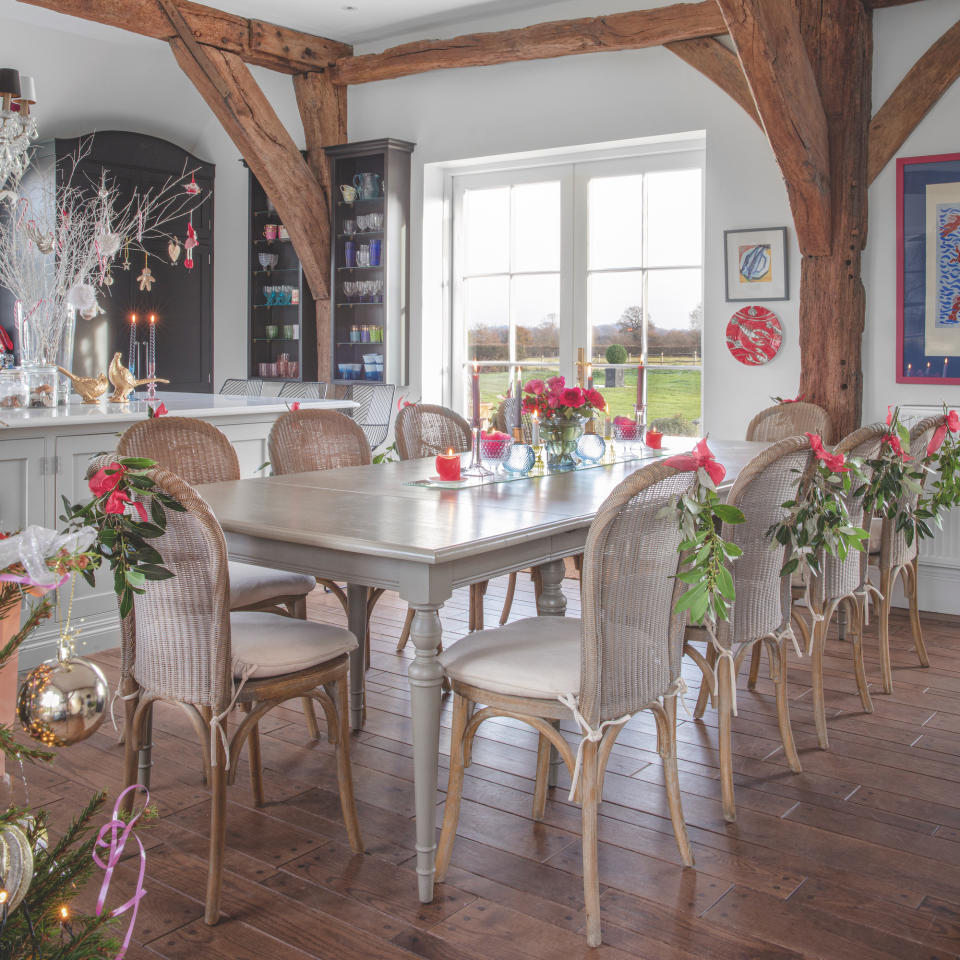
897;152;960;384
723;227;789;301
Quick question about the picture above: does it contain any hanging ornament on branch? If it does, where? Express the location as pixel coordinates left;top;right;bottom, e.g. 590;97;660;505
183;217;197;271
167;237;181;265
121;240;131;271
137;253;155;292
185;174;200;196
0;821;35;915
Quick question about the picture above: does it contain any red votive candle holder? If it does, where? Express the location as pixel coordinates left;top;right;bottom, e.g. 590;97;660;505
435;449;461;481
645;429;663;449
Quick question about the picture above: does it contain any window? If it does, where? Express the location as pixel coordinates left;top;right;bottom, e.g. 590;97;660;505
451;147;703;432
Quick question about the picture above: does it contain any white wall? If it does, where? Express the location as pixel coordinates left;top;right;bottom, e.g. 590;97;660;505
0;4;305;389
348;0;960;435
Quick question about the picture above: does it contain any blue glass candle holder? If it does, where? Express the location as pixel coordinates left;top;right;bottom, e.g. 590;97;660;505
576;433;606;464
502;443;536;475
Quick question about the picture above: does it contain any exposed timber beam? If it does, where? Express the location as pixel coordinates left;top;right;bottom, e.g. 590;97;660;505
168;39;330;298
867;0;926;8
329;2;726;85
716;0;832;256
293;71;347;382
16;0;351;74
665;36;760;127
868;17;960;184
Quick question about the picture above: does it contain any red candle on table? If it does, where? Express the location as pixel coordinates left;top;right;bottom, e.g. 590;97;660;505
471;363;481;428
645;428;663;449
436;448;461;481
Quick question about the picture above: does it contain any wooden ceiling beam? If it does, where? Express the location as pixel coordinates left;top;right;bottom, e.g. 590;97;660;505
665;37;760;127
16;0;351;74
329;1;727;85
293;71;347;382
868;16;960;184
168;38;330;298
716;0;832;255
866;0;926;8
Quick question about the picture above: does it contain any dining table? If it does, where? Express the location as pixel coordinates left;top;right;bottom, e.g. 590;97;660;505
196;435;770;904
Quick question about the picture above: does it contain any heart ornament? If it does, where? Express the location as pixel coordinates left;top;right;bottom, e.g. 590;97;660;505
168;239;181;265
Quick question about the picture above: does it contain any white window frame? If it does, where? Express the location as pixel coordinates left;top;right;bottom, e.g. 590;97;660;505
446;141;705;414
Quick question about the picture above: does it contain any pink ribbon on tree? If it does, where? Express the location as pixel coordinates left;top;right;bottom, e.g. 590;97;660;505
664;437;726;485
927;409;960;456
93;784;149;960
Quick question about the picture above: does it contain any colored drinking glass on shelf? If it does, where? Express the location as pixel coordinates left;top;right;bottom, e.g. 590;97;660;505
344;241;356;268
370;239;381;266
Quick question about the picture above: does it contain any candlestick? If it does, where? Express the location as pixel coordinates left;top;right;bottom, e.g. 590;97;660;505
128;314;137;376
636;362;645;409
147;315;157;402
514;366;522;433
944;357;949;379
462;426;494;479
907;362;912;378
586;364;593;391
471;362;480;429
531;409;540;447
926;361;932;377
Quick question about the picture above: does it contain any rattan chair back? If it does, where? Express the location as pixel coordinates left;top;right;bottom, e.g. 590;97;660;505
578;462;695;727
721;436;816;647
129;467;232;714
268;409;372;475
818;423;887;603
746;402;833;444
494;399;533;443
395;403;472;460
278;381;328;400
220;378;263;396
118;417;240;485
346;382;396;450
880;415;942;569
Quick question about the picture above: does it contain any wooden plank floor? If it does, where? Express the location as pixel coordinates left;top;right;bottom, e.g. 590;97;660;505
18;574;960;959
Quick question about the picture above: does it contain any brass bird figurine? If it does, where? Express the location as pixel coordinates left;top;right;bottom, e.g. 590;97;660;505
108;352;168;403
57;367;109;404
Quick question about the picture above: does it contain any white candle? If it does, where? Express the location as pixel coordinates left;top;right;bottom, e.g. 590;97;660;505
531;409;540;447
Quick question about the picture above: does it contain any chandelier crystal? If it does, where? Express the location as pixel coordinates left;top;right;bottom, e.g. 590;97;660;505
0;68;38;187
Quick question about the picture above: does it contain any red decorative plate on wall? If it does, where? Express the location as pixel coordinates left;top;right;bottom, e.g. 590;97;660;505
726;306;783;366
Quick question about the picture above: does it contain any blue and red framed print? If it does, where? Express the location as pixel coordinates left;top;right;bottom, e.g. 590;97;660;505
898;152;960;384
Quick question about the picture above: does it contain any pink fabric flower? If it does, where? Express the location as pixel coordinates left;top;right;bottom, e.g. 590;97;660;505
290;401;301;411
664;438;726;485
104;489;148;522
89;463;125;498
807;433;850;473
882;433;910;461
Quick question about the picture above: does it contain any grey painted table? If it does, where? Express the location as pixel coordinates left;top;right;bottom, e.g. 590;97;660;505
197;436;767;903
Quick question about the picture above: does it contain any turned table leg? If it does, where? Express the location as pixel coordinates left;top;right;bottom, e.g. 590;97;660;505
347;583;368;730
536;558;567;789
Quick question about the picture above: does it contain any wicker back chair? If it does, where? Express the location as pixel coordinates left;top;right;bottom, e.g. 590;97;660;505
871;414;942;693
435;462;697;947
278;381;328;400
494;398;533;443
119;416;240;484
746;401;833;444
120;468;361;924
269;409;371;475
395;403;471;459
220;378;263;396
345;382;396;450
691;435;815;822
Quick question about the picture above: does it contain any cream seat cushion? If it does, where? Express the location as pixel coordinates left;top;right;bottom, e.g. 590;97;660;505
230;611;357;679
228;561;315;609
439;617;581;699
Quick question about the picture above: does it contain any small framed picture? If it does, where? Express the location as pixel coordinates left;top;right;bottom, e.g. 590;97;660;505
724;227;789;301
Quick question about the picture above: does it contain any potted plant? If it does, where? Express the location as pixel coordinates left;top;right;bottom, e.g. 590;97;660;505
604;344;627;387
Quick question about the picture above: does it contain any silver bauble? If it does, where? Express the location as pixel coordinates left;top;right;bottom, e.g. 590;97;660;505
17;656;109;747
0;822;34;913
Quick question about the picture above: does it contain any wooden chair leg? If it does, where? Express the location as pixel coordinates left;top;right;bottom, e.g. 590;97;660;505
878;567;894;694
746;643;762;691
241;703;265;808
286;596;322;736
693;643;717;719
396;607;415;653
120;691;141;817
660;695;694;867
205;736;228;925
532;731;551;821
581;738;602;948
811;619;829;750
849;597;874;714
335;675;363;853
907;556;930;668
769;638;802;774
469;582;486;632
499;572;517;626
436;693;470;882
717;658;736;823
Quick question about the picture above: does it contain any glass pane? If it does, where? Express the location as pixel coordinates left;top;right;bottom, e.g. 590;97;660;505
646;269;702;365
474;364;511;423
588;271;643;415
512;274;560;365
463;186;509;275
588;174;643;270
465;275;509;364
646;169;703;267
648;369;702;434
511;181;561;273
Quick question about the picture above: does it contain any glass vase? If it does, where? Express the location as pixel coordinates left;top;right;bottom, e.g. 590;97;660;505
540;415;587;470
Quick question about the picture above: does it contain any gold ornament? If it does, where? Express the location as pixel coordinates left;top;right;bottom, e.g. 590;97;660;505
17;656;108;747
0;822;34;913
108;352;168;403
56;367;109;404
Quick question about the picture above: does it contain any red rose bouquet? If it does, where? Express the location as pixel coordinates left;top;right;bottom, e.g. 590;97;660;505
521;376;605;420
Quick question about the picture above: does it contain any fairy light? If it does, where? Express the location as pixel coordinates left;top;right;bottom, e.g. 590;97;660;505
59;905;69;920
0;889;8;905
